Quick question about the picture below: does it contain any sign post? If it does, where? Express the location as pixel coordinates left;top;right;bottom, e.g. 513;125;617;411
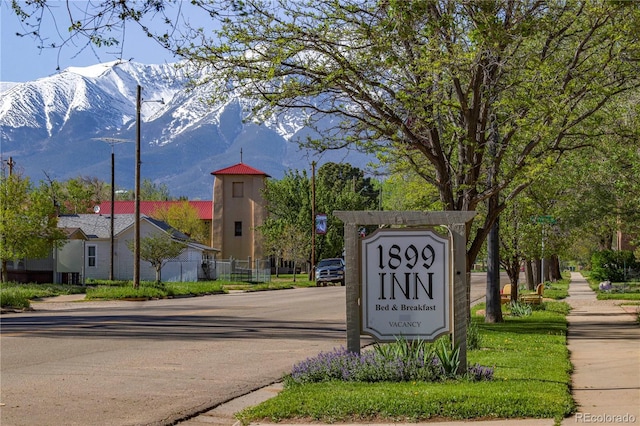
334;211;476;373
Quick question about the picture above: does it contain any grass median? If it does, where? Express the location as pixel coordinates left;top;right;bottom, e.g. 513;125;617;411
236;301;574;425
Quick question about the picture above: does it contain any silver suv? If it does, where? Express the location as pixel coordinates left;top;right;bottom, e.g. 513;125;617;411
315;258;345;286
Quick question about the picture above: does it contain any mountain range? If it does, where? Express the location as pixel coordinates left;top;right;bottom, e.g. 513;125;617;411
0;60;373;199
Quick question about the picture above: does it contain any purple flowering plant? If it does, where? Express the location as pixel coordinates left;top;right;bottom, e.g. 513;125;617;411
288;336;494;385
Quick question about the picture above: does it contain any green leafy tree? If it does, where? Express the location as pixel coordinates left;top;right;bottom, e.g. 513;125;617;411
140;179;172;201
0;175;67;282
259;164;377;268
151;202;209;245
161;1;639;266
260;217;286;277
169;0;639;322
260;169;320;276
381;171;441;212
259;169;312;272
552;138;640;267
11;0;640;320
127;233;185;284
315;163;378;259
42;174;109;214
281;223;311;282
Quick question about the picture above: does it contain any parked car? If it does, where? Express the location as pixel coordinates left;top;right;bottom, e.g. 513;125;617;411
315;258;345;286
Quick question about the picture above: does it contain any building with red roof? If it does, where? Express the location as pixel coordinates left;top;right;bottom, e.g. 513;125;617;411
211;163;272;177
211;162;269;261
8;161;273;284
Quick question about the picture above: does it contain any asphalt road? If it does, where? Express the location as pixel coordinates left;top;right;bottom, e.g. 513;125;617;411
0;274;495;426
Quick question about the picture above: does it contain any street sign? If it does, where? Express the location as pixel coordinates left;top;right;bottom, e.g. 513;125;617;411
532;215;556;224
360;228;450;342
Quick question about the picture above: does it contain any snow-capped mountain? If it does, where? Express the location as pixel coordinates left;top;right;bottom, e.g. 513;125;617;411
0;61;372;199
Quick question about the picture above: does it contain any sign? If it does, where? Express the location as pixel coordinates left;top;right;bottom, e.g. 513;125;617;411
532;215;556;225
361;228;450;341
315;214;327;235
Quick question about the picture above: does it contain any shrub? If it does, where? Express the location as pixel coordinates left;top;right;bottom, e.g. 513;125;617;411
590;250;638;282
0;288;31;309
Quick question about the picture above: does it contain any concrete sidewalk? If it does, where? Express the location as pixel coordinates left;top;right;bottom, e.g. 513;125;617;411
184;272;639;426
562;272;639;425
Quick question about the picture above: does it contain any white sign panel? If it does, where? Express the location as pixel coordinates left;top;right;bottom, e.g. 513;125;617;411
361;228;450;341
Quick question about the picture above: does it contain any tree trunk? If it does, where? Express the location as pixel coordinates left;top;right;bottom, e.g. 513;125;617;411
1;259;7;283
550;254;562;281
542;257;552;283
485;216;503;323
532;259;542;287
504;258;519;286
503;258;520;303
525;260;534;290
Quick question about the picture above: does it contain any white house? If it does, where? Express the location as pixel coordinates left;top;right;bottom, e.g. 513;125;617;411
55;214;219;284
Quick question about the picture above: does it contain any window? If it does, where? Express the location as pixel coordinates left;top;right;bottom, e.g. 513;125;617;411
232;182;244;198
234;221;242;236
87;245;97;267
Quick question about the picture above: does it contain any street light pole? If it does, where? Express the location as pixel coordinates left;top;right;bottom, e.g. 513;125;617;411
94;137;131;281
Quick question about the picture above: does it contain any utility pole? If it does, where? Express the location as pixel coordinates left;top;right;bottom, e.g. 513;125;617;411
133;86;164;288
311;161;316;279
6;157;14;176
134;85;142;289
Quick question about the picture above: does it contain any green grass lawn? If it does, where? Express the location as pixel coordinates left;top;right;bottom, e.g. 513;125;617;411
0;274;317;308
0;283;86;309
582;272;640;301
236;301;574;425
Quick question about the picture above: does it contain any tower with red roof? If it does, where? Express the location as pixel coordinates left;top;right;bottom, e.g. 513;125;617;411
211;162;270;261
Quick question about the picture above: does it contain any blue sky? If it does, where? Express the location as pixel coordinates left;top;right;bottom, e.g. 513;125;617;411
0;1;190;83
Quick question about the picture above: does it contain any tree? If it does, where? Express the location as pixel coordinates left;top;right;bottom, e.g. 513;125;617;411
0;175;67;282
315;163;378;259
151;202;209;245
259;163;378;270
127;233;185;284
175;0;640;322
42;174;110;214
259;169;312;272
140;179;171;201
11;0;640;320
260;217;286;277
381;171;441;212
281;223;311;282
